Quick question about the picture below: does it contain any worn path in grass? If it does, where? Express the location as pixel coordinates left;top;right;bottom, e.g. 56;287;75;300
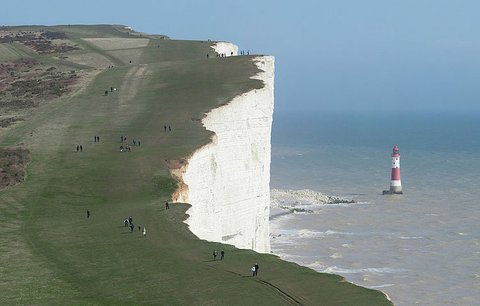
0;25;392;305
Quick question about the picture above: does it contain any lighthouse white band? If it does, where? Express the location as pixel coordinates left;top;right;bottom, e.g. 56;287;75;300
390;180;402;187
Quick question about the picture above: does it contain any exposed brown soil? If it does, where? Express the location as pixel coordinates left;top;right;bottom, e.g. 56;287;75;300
0;59;79;113
0;146;31;190
0;30;80;54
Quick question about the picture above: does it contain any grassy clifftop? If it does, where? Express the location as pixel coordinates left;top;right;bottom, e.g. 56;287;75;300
0;25;392;305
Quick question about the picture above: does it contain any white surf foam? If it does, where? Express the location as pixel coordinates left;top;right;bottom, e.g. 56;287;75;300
369;284;396;289
323;266;406;275
399;236;425;240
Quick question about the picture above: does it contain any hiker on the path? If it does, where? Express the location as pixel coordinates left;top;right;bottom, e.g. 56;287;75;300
80;145;83;152
221;250;225;260
87;210;90;218
76;145;79;152
142;227;146;237
104;90;108;96
130;223;134;233
138;225;141;231
165;201;170;210
110;87;114;92
168;125;171;131
213;250;217;260
251;265;256;276
138;139;141;146
254;263;259;276
164;125;167;132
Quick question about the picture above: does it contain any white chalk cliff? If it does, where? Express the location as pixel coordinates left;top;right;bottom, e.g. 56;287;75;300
212;42;238;56
174;50;274;253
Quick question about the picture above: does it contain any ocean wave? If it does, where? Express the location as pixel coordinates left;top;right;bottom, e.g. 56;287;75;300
369;284;395;289
272;229;364;241
399;236;425;240
323;266;406;275
307;261;326;270
330;252;343;259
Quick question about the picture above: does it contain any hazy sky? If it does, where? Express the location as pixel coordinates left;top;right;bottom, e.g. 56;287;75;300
2;0;480;111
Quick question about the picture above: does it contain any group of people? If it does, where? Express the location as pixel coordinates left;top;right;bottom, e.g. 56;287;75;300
75;134;143;153
104;86;117;96
251;263;259;276
212;249;225;261
119;145;132;152
124;216;146;237
206;50;250;59
211;250;259;276
120;135;141;152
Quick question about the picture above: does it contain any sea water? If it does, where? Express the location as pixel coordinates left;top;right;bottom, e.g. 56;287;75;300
270;110;480;305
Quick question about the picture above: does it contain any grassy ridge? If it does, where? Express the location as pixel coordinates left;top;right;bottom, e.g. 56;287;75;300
0;25;392;305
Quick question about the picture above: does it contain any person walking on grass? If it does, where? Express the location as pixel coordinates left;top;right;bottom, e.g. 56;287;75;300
213;250;217;260
124;218;129;227
142;227;146;238
130;223;134;233
254;263;259;276
86;210;90;218
165;201;170;210
251;265;256;276
80;145;83;152
220;250;225;260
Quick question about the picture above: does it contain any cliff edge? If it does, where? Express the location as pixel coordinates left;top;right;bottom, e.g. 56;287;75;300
175;52;274;253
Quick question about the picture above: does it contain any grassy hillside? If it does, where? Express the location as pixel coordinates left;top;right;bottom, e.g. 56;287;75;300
0;25;392;305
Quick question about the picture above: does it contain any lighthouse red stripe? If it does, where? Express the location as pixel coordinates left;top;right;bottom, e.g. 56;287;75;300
391;168;401;180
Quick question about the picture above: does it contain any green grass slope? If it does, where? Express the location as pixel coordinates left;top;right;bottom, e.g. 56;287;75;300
0;25;392;305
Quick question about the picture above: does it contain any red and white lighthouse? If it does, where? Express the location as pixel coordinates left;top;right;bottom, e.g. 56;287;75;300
383;145;403;194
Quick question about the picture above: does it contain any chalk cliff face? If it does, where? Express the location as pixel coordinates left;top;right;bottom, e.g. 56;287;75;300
175;54;274;253
212;42;238;56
